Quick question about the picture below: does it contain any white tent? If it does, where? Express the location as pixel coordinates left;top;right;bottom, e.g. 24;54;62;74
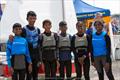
0;0;77;43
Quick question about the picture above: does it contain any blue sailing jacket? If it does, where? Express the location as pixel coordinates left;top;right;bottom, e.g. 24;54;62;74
6;36;31;67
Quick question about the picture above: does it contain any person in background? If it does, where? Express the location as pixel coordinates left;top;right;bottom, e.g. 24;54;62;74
111;18;119;35
94;12;104;22
90;20;115;80
58;21;72;80
86;22;93;35
71;21;90;80
40;19;58;80
6;23;32;80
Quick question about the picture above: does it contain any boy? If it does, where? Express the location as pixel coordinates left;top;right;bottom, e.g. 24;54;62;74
40;19;58;80
22;11;41;80
90;20;114;80
6;23;32;80
58;21;72;80
71;21;90;80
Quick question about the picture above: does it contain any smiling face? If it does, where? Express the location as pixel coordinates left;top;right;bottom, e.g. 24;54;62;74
59;25;67;33
12;23;22;36
26;11;37;26
76;21;84;34
43;22;51;32
13;27;22;36
27;15;36;26
94;21;104;33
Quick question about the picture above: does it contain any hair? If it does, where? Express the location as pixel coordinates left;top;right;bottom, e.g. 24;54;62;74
26;11;36;19
59;21;67;27
13;23;22;30
76;21;83;27
94;20;104;27
94;12;103;18
42;19;51;27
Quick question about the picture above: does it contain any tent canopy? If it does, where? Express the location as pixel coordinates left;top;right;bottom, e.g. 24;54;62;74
73;0;110;20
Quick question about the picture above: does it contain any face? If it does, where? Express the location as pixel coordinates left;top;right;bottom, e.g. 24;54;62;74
96;14;102;19
112;19;118;25
94;22;103;33
43;22;51;32
27;16;36;26
95;12;102;19
76;22;84;34
13;27;22;36
60;25;67;33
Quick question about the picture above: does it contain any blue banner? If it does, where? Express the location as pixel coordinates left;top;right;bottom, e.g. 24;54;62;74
73;0;110;20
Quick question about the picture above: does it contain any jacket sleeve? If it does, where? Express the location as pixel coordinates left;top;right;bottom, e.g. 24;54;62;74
86;35;90;57
21;28;26;38
25;41;32;63
105;34;111;63
89;35;94;62
37;28;42;62
6;40;12;67
54;33;59;60
37;28;41;34
38;34;43;62
69;35;72;52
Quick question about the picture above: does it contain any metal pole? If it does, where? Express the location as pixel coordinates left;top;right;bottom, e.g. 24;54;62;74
62;0;65;21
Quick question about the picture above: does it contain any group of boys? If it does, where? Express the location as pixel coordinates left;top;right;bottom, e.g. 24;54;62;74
6;11;114;80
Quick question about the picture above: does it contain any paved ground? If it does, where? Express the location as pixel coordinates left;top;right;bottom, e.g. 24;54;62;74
0;60;120;80
69;60;120;80
39;60;120;80
89;60;120;80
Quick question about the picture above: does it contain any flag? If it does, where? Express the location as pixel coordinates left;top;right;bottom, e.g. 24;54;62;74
0;3;3;20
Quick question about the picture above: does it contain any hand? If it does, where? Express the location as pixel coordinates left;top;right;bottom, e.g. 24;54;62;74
57;60;60;68
9;67;14;75
78;56;85;65
9;34;14;42
92;62;96;68
37;62;42;67
28;63;32;73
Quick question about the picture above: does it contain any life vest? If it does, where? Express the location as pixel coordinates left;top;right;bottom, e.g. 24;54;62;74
24;26;39;48
92;31;107;57
58;34;71;51
74;34;88;53
42;33;56;50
